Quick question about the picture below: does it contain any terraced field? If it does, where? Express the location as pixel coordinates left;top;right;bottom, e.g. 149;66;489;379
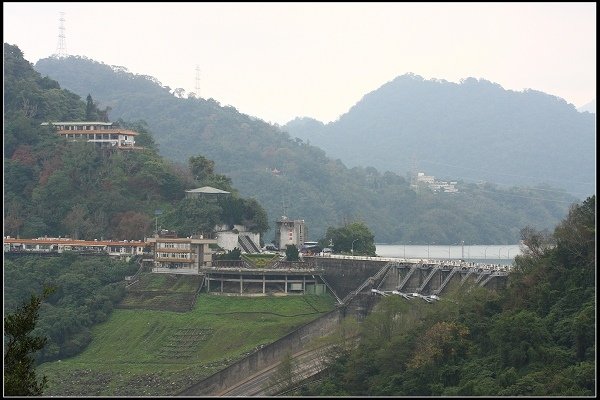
118;273;203;312
38;273;335;396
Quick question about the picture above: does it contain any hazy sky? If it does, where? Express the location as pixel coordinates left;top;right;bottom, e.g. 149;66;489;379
4;2;596;125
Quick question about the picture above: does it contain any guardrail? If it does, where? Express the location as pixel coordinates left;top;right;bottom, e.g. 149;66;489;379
314;254;512;272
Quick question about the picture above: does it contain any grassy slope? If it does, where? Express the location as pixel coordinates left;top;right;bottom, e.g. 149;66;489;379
38;275;335;396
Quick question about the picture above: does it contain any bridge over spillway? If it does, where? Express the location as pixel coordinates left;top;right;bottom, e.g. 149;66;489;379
178;255;513;396
307;254;512;306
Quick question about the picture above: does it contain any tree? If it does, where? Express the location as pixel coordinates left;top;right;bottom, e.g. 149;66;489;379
241;198;269;234
63;204;93;239
85;94;110;121
112;211;152;240
519;226;554;258
97;105;111;122
85;94;96;120
189;155;215;182
173;87;186;98
553;195;595;270
215;247;242;261
4;287;54;396
286;244;299;261
323;221;377;256
165;197;222;237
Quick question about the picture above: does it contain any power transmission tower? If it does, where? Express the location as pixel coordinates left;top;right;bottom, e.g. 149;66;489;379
56;12;67;57
195;65;201;97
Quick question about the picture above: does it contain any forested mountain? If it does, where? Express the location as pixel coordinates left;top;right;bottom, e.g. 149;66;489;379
285;74;596;198
33;53;578;244
4;43;267;241
301;196;596;396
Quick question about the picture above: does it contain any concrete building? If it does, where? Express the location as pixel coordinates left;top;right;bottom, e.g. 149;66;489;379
275;216;306;251
214;224;261;254
3;236;147;259
416;172;435;184
201;259;326;296
41;121;139;149
145;230;217;274
416;171;459;193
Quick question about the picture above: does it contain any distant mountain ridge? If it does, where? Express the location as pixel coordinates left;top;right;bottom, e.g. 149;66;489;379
578;99;596;114
284;74;595;198
33;55;578;244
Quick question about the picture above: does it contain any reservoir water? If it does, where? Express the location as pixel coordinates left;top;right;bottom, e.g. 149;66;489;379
375;244;522;266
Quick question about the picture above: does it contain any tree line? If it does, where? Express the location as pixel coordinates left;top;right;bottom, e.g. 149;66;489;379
297;196;595;396
33;52;579;244
4;43;269;242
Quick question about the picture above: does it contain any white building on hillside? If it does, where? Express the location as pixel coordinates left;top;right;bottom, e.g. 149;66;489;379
275;216;306;250
41;121;139;149
214;224;261;254
415;172;459;193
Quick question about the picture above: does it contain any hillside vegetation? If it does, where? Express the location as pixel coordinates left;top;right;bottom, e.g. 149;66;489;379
4;254;139;363
285;73;595;198
37;292;335;396
299;196;595;396
34;54;579;244
4;43;267;241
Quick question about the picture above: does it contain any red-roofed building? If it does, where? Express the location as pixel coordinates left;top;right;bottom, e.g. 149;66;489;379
40;121;141;149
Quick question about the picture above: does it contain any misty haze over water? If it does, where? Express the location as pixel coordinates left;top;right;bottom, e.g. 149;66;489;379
376;244;522;266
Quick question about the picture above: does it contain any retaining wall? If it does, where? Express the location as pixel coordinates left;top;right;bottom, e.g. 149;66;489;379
177;308;343;396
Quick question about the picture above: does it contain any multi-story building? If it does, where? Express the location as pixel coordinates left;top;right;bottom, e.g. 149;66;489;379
275;216;306;250
415;172;459;193
145;230;218;274
40;121;139;149
214;224;261;254
3;236;147;259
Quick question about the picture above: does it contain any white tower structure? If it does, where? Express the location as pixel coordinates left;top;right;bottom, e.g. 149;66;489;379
56;12;67;57
195;65;201;97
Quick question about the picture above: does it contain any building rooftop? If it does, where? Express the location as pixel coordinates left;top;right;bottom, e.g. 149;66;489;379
55;129;138;135
185;186;230;195
41;121;113;126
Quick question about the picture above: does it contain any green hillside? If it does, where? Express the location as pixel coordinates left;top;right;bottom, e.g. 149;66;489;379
299;196;595;396
34;54;579;244
3;43;267;241
38;292;335;396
